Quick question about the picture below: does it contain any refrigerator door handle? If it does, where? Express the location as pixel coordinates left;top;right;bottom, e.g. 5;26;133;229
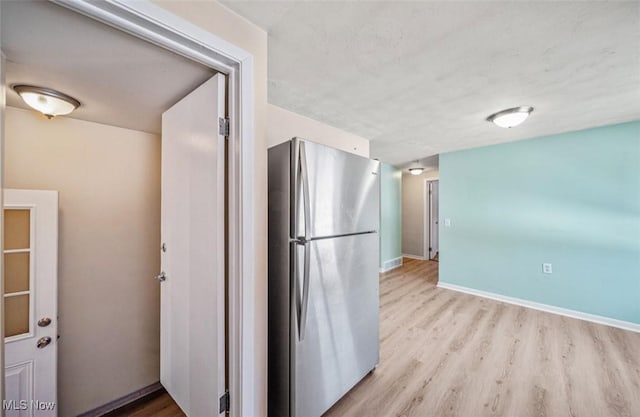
297;141;311;340
299;241;311;340
293;240;311;341
299;141;311;241
291;139;299;239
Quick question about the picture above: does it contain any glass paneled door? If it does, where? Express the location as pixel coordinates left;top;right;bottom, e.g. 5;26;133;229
4;190;58;417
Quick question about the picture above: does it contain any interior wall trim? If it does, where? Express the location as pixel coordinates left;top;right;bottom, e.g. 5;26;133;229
438;282;640;334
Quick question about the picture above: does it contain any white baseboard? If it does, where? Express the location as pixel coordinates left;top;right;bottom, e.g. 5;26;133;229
402;253;426;261
437;282;640;334
380;256;403;273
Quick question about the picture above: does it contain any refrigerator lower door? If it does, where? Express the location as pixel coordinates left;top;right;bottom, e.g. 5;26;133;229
293;232;379;417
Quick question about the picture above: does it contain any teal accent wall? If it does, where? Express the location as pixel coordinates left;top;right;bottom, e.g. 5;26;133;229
439;121;640;324
380;163;403;269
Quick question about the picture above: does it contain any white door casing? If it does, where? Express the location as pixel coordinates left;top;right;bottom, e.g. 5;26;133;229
1;45;6;410
429;181;439;259
16;1;258;414
4;189;58;417
160;74;227;416
424;180;439;260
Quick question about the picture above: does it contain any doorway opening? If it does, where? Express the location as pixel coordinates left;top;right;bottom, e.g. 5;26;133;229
1;1;256;416
424;180;439;261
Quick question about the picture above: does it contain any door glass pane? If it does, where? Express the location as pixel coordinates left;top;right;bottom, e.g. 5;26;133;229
5;295;30;337
5;252;30;293
5;209;31;250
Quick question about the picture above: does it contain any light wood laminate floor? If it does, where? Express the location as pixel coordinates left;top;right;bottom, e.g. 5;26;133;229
108;391;184;417
117;258;640;417
325;258;640;417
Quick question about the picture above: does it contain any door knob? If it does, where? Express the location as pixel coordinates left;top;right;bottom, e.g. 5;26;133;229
154;271;167;282
37;336;52;349
38;317;52;327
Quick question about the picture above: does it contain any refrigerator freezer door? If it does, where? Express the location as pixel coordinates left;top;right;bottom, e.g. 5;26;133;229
293;232;379;417
295;139;380;239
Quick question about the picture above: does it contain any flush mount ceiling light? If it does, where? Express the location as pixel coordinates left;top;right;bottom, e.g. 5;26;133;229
13;85;80;119
487;106;534;128
408;160;424;176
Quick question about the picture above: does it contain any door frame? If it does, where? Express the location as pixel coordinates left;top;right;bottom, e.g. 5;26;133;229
423;179;439;260
1;47;6;405
47;1;256;416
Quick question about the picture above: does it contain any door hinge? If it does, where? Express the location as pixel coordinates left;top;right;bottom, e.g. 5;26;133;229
219;390;230;414
219;117;230;137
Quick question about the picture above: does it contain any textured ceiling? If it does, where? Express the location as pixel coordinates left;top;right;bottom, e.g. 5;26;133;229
1;1;215;134
224;0;640;166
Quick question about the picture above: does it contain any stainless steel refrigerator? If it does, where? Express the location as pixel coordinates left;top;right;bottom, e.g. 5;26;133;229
268;137;380;417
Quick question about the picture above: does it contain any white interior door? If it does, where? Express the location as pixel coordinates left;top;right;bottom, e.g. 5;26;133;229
160;74;227;416
4;189;58;417
429;181;439;259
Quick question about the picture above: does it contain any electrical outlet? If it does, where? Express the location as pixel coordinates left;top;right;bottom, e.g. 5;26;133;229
444;218;451;227
542;263;553;274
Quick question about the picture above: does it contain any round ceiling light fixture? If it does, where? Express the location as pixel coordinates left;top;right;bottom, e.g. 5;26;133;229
13;85;80;119
487;106;533;128
408;160;424;176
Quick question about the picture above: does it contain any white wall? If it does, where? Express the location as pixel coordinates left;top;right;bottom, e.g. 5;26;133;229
402;169;439;257
268;104;369;157
5;106;160;416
